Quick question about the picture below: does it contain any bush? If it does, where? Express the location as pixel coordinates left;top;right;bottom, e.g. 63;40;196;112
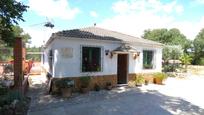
94;84;100;91
0;90;24;107
135;75;145;85
0;85;8;95
153;73;167;81
55;79;74;89
80;76;91;88
198;58;204;65
162;64;180;72
0;90;30;115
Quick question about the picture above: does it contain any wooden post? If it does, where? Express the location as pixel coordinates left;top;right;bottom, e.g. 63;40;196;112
14;37;24;89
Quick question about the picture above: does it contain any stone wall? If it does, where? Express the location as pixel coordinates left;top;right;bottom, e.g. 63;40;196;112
51;74;117;92
128;73;155;83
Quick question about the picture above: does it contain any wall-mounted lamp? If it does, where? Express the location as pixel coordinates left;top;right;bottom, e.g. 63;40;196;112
105;50;114;58
133;52;140;59
105;50;110;56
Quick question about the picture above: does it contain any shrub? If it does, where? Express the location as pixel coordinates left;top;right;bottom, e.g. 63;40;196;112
198;58;204;65
94;84;100;91
153;72;167;81
55;79;74;89
80;76;91;88
0;90;24;107
0;85;8;95
135;75;145;85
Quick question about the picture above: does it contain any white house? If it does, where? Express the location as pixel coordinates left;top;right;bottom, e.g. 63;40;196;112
42;27;163;89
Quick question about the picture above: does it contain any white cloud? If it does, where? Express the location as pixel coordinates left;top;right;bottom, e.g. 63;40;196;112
175;5;184;14
99;0;202;40
195;0;204;4
112;0;183;14
23;27;58;47
90;11;98;18
112;1;129;14
28;0;80;20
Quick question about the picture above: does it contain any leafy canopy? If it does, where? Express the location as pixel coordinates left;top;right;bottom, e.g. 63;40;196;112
143;28;190;49
192;28;204;65
0;0;28;46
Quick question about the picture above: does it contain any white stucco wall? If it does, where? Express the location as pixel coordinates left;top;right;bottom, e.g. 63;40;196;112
128;46;162;73
51;38;120;78
43;37;163;78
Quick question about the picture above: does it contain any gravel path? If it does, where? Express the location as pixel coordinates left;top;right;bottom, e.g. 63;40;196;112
27;74;204;115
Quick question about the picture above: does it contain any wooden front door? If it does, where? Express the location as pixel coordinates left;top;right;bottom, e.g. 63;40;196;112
117;54;128;84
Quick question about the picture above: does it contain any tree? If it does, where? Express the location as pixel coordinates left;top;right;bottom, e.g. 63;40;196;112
0;0;28;46
26;47;41;61
193;28;204;65
180;53;192;72
12;25;31;44
143;28;191;50
0;25;31;61
162;46;183;72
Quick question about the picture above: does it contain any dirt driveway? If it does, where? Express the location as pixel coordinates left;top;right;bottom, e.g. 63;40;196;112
28;74;204;115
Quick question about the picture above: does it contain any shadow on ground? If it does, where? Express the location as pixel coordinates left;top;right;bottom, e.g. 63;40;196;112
28;82;204;115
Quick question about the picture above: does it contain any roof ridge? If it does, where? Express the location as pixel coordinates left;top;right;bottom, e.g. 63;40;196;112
48;26;163;47
84;26;163;44
81;26;141;39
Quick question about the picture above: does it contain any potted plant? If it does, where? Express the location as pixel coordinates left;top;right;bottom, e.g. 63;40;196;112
106;82;112;90
145;80;149;85
143;64;153;69
153;72;167;85
55;79;74;98
80;76;91;93
135;75;145;87
94;84;101;91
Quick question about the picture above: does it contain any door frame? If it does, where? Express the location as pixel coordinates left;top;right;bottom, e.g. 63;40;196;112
117;53;129;84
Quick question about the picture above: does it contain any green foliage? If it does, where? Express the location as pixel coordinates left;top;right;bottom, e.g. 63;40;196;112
0;90;24;107
162;46;183;72
80;76;91;88
153;73;167;81
0;47;13;61
135;75;145;84
193;28;204;65
197;58;204;65
180;54;192;65
163;46;183;62
0;25;31;61
143;28;192;63
0;85;8;95
12;25;31;44
26;46;41;61
55;79;74;89
166;73;176;78
94;84;101;91
143;28;188;47
143;63;153;69
0;0;28;46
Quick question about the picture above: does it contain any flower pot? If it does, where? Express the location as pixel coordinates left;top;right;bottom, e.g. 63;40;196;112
135;83;142;87
145;80;149;85
106;85;112;90
80;87;89;93
154;78;163;85
61;88;72;98
94;84;101;91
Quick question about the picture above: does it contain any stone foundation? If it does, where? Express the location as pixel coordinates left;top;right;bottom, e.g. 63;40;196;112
51;74;117;93
128;73;155;83
51;73;157;93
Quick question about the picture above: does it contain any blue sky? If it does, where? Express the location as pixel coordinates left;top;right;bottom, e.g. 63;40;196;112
18;0;204;46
